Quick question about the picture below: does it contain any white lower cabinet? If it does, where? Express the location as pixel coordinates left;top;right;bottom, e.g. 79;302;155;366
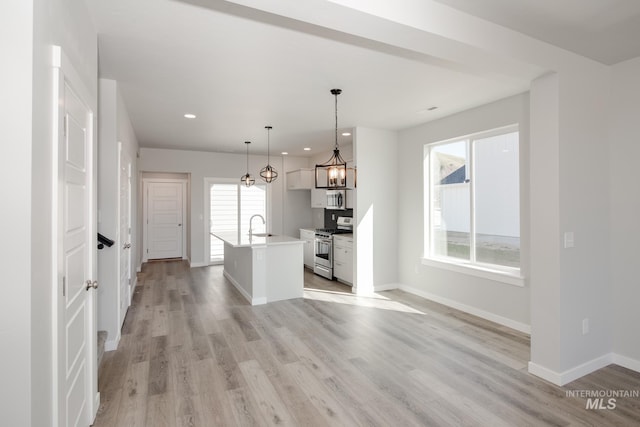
300;229;315;268
333;234;353;285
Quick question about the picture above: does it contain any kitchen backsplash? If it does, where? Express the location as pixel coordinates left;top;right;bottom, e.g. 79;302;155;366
324;209;353;229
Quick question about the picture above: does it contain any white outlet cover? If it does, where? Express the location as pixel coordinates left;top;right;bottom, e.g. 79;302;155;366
564;232;575;248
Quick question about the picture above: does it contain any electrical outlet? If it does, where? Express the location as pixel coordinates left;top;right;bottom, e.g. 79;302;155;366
564;232;574;248
582;318;589;335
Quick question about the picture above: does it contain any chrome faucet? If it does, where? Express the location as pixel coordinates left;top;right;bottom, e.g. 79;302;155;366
249;214;265;236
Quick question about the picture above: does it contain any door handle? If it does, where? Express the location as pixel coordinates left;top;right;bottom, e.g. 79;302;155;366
178;223;182;226
85;280;99;291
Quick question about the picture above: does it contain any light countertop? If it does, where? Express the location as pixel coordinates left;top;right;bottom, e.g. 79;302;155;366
211;232;304;248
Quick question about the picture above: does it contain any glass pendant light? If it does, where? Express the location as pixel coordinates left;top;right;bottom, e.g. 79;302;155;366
240;141;255;187
260;125;278;183
315;88;347;188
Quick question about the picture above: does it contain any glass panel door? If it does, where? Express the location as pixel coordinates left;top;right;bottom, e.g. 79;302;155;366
209;182;267;264
210;184;238;263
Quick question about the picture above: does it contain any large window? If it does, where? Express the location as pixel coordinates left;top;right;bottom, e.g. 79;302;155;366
424;125;520;276
209;182;267;263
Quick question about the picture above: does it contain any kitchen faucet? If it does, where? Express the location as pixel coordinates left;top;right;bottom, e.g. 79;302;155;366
249;214;265;236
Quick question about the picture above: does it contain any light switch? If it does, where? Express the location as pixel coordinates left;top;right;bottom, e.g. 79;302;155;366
564;232;574;248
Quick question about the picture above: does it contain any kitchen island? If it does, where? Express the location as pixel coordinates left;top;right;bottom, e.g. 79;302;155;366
210;232;305;305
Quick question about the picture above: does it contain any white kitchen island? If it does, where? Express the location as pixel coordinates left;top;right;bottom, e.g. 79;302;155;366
211;232;305;305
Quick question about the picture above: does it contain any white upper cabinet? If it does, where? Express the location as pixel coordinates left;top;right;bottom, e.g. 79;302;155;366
286;168;314;190
311;188;327;208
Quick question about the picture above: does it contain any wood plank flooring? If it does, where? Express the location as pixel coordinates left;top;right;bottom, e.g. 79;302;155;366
93;260;640;426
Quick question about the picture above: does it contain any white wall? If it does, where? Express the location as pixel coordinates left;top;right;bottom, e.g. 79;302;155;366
1;2;34;424
353;128;398;293
397;94;531;329
528;66;612;383
0;0;97;425
528;74;562;370
98;79;139;350
610;57;640;365
140;148;308;266
556;67;611;374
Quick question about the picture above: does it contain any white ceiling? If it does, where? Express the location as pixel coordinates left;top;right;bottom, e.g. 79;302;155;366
86;0;640;156
433;0;640;65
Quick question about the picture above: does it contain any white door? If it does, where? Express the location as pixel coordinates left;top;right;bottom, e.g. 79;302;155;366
145;182;184;259
118;143;132;324
55;48;97;427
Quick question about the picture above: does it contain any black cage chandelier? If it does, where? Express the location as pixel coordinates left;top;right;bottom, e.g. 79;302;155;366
315;88;347;188
240;141;255;187
260;125;278;183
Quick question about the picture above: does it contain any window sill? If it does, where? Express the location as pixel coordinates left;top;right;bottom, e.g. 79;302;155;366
421;257;525;287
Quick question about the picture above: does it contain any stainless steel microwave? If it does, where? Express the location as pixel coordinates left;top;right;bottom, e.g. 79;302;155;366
326;190;346;210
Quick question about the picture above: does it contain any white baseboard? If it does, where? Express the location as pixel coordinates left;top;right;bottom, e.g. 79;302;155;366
399;284;531;334
374;282;401;292
527;362;564;386
189;261;208;268
352;282;399;295
529;353;614;386
92;392;100;424
222;270;266;305
129;276;137;304
104;331;121;352
612;353;640;373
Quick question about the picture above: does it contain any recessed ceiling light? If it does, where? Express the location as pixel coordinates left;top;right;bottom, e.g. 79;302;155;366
184;113;196;119
304;147;311;151
281;152;288;155
342;132;351;136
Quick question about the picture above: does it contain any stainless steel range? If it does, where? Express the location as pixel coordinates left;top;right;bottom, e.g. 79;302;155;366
313;216;353;280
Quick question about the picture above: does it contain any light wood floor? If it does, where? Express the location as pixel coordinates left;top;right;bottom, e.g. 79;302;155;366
93;260;640;426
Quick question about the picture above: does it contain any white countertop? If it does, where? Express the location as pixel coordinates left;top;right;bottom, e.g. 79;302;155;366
211;232;304;248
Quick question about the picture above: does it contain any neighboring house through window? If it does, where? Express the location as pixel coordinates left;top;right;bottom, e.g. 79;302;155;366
424;125;521;277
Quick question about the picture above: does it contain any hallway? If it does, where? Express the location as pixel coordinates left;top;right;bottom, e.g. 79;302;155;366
93;260;640;426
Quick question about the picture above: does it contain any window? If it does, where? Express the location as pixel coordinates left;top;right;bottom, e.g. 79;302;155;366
209;182;267;263
424;125;520;277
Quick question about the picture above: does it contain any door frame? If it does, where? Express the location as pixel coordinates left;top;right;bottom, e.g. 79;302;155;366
51;45;99;426
118;142;133;312
142;178;188;263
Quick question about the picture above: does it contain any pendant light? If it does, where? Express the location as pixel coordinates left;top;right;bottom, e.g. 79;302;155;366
315;88;347;188
260;125;278;183
240;141;255;187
